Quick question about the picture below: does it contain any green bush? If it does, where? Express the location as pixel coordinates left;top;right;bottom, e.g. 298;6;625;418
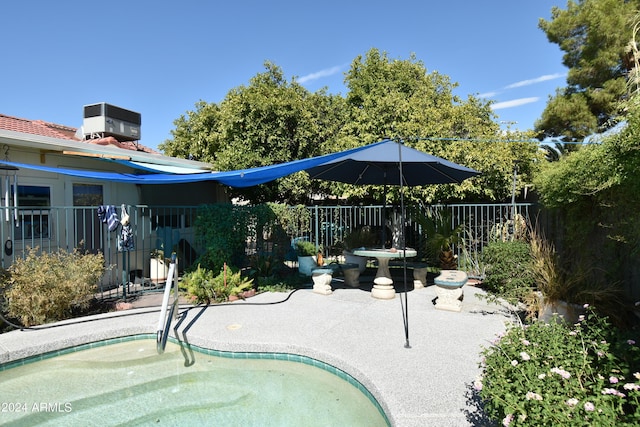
295;240;319;257
482;240;535;306
182;264;253;304
478;308;640;426
1;247;105;327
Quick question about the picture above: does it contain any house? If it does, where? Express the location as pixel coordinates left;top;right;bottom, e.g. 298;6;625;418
0;108;227;291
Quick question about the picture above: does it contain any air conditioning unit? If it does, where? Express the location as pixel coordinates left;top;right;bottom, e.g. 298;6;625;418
83;103;141;142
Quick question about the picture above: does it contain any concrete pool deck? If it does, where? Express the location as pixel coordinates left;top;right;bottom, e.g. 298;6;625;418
0;280;513;426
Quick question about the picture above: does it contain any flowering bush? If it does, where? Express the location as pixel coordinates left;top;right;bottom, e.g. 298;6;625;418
477;306;640;426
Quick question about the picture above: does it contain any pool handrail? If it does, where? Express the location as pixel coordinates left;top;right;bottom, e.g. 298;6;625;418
156;253;178;354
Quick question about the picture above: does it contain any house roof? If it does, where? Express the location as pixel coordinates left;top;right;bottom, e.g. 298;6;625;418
0;112;212;171
0;113;156;153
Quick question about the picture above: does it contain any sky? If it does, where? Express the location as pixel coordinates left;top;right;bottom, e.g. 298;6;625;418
1;1;567;152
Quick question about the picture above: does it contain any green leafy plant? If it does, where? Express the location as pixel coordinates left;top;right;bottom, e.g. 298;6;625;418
528;225;630;326
343;227;378;250
481;240;535;307
150;248;165;260
181;264;253;304
415;208;464;269
0;247;105;327
295;240;320;257
477;307;640;426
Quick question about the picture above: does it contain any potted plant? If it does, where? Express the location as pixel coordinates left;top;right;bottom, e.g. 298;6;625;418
418;209;464;270
296;240;322;276
149;248;169;283
342;227;377;273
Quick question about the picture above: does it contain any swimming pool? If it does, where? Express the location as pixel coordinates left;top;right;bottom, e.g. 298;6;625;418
0;335;389;426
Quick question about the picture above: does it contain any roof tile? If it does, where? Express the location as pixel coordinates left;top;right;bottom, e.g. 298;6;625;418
0;113;157;154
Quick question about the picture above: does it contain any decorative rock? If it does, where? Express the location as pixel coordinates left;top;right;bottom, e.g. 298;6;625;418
434;270;468;312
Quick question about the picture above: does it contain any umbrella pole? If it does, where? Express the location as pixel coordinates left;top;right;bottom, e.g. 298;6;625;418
398;141;411;349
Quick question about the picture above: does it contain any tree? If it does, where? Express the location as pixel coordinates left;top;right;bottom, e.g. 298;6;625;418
159;101;222;162
536;0;640;141
162;62;347;204
162;50;541;205
335;48;539;204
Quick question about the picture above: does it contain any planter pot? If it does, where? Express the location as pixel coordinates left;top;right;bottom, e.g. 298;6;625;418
298;255;318;276
538;294;585;324
150;258;169;283
343;250;367;273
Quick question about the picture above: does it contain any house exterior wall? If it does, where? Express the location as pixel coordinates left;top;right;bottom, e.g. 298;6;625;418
0;138;226;292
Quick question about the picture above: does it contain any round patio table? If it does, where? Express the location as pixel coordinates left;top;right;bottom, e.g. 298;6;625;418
352;248;417;299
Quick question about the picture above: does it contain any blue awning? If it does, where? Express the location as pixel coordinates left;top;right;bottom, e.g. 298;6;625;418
0;143;373;187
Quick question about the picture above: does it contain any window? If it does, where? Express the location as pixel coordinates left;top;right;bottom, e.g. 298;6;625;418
14;185;51;240
73;184;103;251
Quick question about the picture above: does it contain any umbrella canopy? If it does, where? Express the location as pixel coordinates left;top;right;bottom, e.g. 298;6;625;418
306;139;480;186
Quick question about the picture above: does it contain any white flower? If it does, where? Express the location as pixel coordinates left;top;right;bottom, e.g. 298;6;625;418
520;351;531;361
566;398;579;407
526;391;543;401
584;402;595;412
538;373;546;380
511;360;519;367
502;413;514;426
551;367;571;379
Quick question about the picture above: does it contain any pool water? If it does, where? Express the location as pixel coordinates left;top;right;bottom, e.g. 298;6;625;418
0;338;389;426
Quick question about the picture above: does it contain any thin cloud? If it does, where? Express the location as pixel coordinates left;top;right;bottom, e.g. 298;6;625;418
491;97;539;110
504;73;565;90
298;65;344;84
478;91;498;98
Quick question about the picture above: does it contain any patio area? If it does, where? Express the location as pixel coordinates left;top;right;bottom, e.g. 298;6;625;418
0;270;513;427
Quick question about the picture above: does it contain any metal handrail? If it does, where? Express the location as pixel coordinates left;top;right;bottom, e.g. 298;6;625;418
156;253;178;354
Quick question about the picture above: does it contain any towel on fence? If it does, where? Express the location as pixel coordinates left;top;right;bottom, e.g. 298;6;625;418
117;205;135;251
118;224;135;252
97;205;119;232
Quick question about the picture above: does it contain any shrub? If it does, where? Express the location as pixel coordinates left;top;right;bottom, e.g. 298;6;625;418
1;247;105;327
181;264;253;304
477;308;640;426
482;240;535;306
295;240;319;257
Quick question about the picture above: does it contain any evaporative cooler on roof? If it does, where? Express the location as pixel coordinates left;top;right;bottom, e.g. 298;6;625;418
82;103;141;142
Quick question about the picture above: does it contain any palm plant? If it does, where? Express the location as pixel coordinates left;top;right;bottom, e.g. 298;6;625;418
416;208;465;270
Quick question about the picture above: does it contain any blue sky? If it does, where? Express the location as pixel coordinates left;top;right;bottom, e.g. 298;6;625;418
1;1;567;151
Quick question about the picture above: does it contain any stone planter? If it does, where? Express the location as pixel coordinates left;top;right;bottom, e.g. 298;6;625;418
343;250;367;273
150;258;169;283
298;255;317;276
538;294;585;324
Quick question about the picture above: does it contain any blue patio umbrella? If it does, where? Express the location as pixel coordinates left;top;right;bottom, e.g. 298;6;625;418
306;139;480;250
306;139;479;186
306;139;480;348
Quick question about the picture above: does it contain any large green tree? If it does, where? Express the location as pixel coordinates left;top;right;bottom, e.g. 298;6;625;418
162;49;540;205
334;48;539;204
161;62;346;203
536;0;640;141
